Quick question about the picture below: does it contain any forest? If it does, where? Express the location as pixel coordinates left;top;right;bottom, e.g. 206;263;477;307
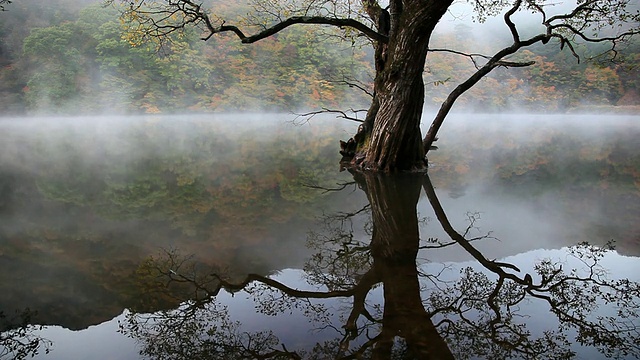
0;0;638;115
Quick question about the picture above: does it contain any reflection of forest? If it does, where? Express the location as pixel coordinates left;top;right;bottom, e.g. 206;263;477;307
0;115;359;330
121;172;640;359
0;115;639;355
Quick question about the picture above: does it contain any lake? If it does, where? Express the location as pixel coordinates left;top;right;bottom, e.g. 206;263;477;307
1;113;639;359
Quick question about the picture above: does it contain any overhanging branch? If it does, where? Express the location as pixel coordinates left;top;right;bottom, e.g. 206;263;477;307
421;0;640;152
294;108;366;123
115;0;388;44
209;16;388;44
427;48;536;70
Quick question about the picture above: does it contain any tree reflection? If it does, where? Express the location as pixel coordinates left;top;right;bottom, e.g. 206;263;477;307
0;309;52;360
121;172;640;359
421;175;640;359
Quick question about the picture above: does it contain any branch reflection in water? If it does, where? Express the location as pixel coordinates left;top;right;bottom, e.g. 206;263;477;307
0;309;52;360
120;172;640;359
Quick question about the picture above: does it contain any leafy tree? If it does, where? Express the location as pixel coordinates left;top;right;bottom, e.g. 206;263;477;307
8;1;372;114
22;22;98;111
1;0;89;113
107;0;639;172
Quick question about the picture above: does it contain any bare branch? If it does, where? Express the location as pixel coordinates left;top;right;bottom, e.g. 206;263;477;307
423;0;639;151
504;0;523;44
294;108;366;123
203;16;387;43
427;48;490;69
327;77;374;98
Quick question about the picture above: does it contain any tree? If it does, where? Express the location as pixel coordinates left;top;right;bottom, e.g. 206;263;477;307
108;0;639;172
0;1;10;12
22;22;98;111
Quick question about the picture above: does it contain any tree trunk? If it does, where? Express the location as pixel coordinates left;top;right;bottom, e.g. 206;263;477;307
341;1;453;172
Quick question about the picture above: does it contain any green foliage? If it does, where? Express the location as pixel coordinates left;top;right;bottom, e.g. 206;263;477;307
3;1;372;114
424;31;639;111
3;1;637;114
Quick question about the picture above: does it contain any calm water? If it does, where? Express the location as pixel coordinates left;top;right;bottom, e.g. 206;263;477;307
1;113;639;359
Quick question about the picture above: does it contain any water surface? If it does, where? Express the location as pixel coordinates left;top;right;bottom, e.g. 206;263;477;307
1;113;639;359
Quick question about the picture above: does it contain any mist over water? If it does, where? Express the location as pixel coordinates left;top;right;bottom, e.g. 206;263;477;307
1;112;637;266
423;112;640;257
1;0;638;357
0;112;639;358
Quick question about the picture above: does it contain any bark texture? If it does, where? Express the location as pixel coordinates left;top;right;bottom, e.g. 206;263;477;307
342;0;454;172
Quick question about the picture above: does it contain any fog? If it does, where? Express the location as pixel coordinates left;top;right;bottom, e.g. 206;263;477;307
1;1;639;357
0;112;638;357
1;112;637;266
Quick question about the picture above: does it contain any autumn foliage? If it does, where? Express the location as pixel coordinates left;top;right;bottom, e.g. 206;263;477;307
0;1;638;115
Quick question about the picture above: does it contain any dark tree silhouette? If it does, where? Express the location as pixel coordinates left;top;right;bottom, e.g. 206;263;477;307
108;0;639;172
120;172;640;359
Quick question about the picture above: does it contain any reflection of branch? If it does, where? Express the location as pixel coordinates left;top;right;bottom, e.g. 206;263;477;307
158;246;381;332
0;0;11;11
422;173;640;357
127;170;640;359
121;300;304;359
418;234;486;250
303;181;358;193
168;262;382;358
305;201;373;296
213;273;354;299
423;176;523;276
0;309;52;360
